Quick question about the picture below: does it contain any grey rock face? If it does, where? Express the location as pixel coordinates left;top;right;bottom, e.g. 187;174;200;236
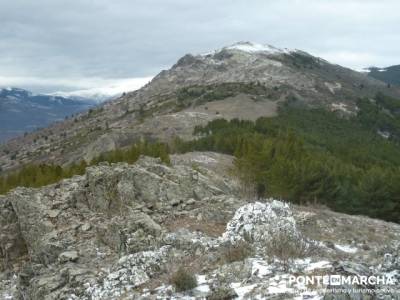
0;153;238;298
0;197;27;263
0;152;399;299
85;156;234;215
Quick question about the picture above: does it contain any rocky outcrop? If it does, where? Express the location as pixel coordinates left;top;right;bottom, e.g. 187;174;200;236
222;201;301;245
1;152;399;299
84;156;233;215
0;197;27;264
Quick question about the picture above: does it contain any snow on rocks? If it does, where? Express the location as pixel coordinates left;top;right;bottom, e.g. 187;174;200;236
3;154;400;300
222;200;301;247
334;244;358;254
330;102;351;113
163;228;220;253
382;252;400;271
85;246;171;300
230;272;324;300
225;41;286;54
304;260;332;272
251;259;274;278
194;274;211;295
230;282;258;298
200;41;295;59
325;82;342;94
0;274;17;300
202;41;292;55
191;154;217;165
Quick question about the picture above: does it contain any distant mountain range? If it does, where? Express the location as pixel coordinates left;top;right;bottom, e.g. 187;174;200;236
0;87;96;142
367;65;400;86
49;77;153;103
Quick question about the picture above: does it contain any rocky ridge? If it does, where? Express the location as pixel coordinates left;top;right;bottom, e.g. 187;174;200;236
1;152;399;299
2;42;400;173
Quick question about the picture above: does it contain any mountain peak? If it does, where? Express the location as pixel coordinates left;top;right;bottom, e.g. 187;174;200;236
224;41;287;54
0;87;28;93
201;41;294;57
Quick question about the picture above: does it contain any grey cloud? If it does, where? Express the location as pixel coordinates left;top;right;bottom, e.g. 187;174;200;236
0;0;399;92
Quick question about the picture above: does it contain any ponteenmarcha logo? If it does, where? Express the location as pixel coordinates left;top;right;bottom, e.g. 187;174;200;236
289;275;397;286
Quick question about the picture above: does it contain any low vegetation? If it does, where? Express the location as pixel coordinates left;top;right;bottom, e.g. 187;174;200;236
173;94;400;223
0;142;170;194
264;231;310;271
169;267;198;292
357;92;400;142
221;241;252;263
175;82;280;108
368;65;400;86
207;286;237;300
2;92;400;224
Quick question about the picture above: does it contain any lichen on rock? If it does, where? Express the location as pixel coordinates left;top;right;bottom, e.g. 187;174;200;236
1;153;399;299
222;200;301;246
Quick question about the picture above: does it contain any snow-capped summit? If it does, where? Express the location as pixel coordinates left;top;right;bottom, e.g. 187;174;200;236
202;41;294;56
224;41;287;54
0;87;32;99
0;87;96;142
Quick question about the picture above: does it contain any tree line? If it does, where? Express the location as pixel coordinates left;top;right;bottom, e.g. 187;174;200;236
0;142;170;195
173;107;400;223
2;94;400;223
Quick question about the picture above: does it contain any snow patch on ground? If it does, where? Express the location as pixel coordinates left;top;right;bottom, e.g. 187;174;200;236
202;41;294;56
378;130;391;139
305;260;332;271
195;275;210;293
335;244;358;253
251;258;274;277
231;282;258;298
324;82;342;94
0;275;18;300
191;154;217;165
169;111;210;119
225;42;286;54
330;102;352;114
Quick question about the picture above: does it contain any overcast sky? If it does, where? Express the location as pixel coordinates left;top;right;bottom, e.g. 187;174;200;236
0;0;399;94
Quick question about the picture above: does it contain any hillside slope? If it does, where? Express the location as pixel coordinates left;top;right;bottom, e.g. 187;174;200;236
367;65;400;86
1;42;399;173
1;153;399;299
